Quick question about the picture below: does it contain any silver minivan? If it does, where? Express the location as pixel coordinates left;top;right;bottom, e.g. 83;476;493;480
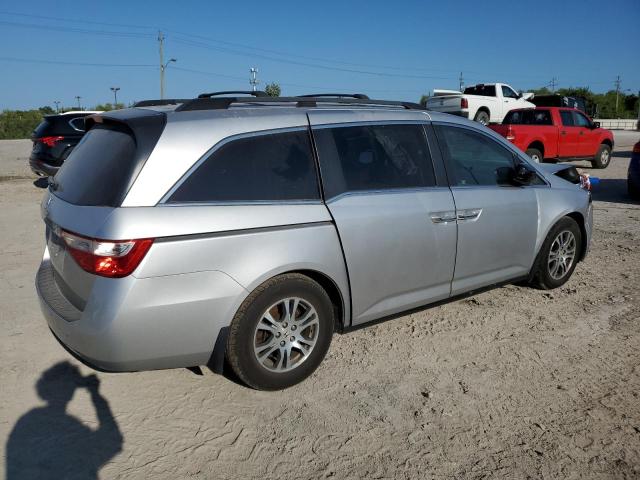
37;92;593;390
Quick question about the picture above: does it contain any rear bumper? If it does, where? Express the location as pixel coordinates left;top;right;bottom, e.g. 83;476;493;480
29;156;59;177
36;253;247;372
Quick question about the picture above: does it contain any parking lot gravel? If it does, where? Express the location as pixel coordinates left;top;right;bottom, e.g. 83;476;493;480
1;133;639;479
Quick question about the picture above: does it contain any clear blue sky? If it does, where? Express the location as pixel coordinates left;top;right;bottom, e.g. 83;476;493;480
0;0;638;110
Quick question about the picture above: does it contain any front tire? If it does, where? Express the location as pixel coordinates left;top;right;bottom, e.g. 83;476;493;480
474;110;490;125
226;274;334;390
591;144;611;169
529;217;582;290
525;148;543;163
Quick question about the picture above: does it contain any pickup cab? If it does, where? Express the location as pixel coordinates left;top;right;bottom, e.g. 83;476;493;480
425;83;535;125
489;107;614;168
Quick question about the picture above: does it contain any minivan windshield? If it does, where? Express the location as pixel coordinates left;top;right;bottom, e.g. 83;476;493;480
51;125;137;207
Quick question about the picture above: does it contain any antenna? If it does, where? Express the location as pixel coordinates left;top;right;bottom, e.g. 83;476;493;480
249;67;259;92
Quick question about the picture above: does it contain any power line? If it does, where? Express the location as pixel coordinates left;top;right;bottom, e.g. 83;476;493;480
171;36;453;80
0;56;155;67
0;10;156;30
0;20;154;38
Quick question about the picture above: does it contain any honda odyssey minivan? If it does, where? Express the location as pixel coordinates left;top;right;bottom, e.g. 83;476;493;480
36;92;592;390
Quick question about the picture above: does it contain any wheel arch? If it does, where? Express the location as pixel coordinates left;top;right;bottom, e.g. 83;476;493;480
527;140;545;158
601;138;613;149
566;211;588;262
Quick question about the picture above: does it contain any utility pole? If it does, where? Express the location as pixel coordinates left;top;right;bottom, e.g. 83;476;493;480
53;101;60;113
75;96;82;110
110;87;120;106
250;67;259;92
158;31;176;99
458;72;464;92
614;75;621;117
549;77;557;93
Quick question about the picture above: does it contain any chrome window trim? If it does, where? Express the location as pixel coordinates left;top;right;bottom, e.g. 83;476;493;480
311;119;429;130
326;186;452;204
68;117;86;132
159;126;317;205
157;199;324;207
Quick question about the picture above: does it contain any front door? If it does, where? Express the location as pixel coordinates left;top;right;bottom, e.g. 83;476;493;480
557;109;580;158
434;123;540;294
573;110;598;157
310;116;457;325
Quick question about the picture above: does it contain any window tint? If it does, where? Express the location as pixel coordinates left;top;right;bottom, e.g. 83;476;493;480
168;130;319;203
313;124;435;198
53;125;138;206
436;125;515;186
573;111;591;127
463;85;496;97
501;86;519;99
560;111;575;126
503;109;552;125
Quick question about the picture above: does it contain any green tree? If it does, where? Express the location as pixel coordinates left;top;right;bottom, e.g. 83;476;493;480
38;106;55;115
94;103;125;112
0;110;44;139
265;82;281;97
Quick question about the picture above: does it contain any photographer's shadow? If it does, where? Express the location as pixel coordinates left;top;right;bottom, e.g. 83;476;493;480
6;362;123;480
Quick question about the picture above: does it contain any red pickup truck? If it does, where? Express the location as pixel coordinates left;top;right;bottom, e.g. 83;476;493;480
489;107;614;168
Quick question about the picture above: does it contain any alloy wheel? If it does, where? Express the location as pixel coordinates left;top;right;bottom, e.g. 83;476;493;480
253;297;319;372
548;230;577;280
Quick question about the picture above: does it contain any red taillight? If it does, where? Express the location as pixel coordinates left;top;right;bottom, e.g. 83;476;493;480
460;97;468;109
37;136;65;147
61;230;154;278
633;142;640;154
506;126;516;142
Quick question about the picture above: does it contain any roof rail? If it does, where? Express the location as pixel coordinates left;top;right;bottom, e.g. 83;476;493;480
297;93;370;100
175;96;424;112
133;99;190;107
197;90;268;99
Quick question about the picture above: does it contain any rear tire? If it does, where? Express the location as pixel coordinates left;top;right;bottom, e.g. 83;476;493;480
226;273;334;390
591;144;611;169
529;217;582;290
474;110;490;125
525;148;543;163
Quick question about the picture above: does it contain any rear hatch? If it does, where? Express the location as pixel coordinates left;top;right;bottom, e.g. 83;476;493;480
42;108;166;308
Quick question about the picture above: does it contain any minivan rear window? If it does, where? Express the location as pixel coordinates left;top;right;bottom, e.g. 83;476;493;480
52;125;138;206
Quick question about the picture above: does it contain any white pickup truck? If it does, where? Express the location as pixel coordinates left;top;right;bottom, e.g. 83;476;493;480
425;83;535;125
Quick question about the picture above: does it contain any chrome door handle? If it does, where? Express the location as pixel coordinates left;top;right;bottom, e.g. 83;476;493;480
457;208;482;221
430;211;456;224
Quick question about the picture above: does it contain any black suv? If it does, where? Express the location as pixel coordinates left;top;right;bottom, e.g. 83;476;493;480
30;111;100;176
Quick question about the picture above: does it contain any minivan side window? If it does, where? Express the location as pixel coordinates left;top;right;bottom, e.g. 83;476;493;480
560;111;575;126
435;125;515;186
313;124;436;199
167;130;320;203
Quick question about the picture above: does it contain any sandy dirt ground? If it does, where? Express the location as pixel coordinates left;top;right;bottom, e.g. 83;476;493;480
1;133;639;479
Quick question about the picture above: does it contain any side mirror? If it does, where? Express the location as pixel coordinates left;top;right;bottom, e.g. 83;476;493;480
522;92;534;101
496;165;533;185
591;121;600;129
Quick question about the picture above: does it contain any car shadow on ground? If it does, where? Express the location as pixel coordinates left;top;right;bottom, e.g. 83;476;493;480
591;178;639;206
5;362;123;480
